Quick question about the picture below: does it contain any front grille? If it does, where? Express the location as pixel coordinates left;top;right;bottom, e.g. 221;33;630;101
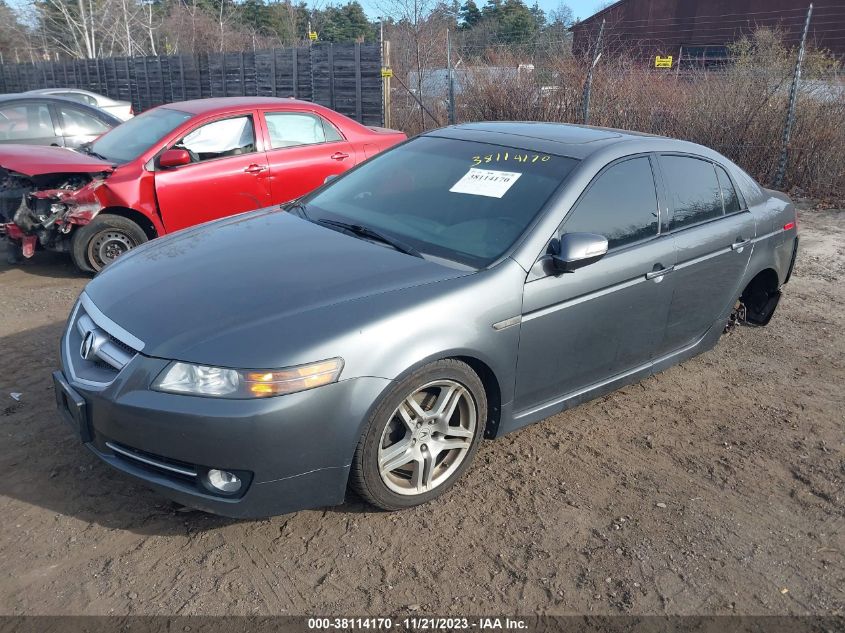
64;294;144;387
75;312;135;372
107;336;137;357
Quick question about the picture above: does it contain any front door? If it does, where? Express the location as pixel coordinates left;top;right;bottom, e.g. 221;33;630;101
154;114;271;232
515;156;676;412
656;155;756;352
260;111;356;203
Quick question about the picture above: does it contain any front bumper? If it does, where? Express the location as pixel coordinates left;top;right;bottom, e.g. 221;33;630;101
54;351;391;518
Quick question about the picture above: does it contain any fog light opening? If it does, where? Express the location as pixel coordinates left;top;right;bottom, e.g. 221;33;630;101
207;469;242;493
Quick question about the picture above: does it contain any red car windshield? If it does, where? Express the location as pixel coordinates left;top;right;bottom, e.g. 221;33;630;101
89;107;192;164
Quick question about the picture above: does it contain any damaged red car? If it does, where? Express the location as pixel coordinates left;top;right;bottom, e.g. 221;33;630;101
0;97;405;271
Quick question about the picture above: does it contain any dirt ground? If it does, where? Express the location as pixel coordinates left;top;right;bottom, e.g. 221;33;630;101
0;204;842;617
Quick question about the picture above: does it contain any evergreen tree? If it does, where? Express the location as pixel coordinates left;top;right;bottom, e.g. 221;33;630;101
240;0;271;34
459;0;482;30
319;2;375;42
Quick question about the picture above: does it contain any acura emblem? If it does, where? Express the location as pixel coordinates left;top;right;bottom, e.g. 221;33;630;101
80;330;97;360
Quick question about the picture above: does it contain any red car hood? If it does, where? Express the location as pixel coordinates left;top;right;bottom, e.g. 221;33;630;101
0;144;113;176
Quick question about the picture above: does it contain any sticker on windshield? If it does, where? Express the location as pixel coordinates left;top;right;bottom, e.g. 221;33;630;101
449;168;522;199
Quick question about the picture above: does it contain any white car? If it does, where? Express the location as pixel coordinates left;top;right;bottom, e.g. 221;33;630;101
24;88;133;121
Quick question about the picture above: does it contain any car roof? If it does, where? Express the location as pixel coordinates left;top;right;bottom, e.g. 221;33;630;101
1;92;92;103
427;121;690;160
25;88;126;106
26;88;98;96
156;96;332;116
0;93;123;122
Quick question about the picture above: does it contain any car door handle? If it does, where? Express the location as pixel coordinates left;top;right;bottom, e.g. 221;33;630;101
330;152;349;161
731;238;752;250
244;164;267;174
645;265;674;280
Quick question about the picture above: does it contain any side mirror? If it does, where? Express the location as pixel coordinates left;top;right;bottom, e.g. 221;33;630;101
549;232;608;274
324;174;338;184
159;148;191;168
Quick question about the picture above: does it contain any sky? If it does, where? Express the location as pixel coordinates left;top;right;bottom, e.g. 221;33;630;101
357;0;608;21
6;0;609;26
559;0;607;21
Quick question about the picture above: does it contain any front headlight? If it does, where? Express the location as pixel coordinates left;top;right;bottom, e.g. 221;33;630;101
151;358;343;398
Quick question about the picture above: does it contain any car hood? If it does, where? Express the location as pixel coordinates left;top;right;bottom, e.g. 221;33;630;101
0;144;114;176
84;209;470;365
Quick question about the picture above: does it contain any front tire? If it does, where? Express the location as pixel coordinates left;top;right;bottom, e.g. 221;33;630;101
71;215;147;273
351;359;487;511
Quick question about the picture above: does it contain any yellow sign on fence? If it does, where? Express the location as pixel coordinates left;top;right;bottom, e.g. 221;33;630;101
381;67;393;78
308;31;318;41
655;55;673;68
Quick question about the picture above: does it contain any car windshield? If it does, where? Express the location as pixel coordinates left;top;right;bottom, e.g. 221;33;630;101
303;136;579;268
89;107;192;164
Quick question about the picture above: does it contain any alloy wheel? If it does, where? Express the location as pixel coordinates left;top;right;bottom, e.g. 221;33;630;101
377;379;477;496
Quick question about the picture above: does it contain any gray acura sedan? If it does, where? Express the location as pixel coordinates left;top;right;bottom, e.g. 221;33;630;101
53;123;799;517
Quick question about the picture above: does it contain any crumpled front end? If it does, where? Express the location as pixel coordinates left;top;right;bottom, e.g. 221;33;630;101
1;167;109;259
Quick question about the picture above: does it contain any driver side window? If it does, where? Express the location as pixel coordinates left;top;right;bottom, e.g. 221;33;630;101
175;115;256;163
561;156;659;250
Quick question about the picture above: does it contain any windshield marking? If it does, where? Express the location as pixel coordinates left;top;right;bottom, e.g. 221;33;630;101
471;152;551;166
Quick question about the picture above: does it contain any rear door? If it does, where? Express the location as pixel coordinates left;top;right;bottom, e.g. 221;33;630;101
514;155;676;410
154;113;271;232
657;154;756;352
259;110;356;203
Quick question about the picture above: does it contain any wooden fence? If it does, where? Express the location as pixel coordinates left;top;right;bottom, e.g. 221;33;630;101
0;43;384;126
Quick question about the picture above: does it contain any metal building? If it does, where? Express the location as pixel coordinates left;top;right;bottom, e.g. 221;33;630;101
571;0;845;65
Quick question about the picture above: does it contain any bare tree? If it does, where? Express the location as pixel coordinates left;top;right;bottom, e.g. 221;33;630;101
379;0;452;130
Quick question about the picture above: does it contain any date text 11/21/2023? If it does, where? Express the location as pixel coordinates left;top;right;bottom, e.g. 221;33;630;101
307;617;529;630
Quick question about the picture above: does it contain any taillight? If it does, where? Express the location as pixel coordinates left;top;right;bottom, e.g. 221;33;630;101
783;221;796;231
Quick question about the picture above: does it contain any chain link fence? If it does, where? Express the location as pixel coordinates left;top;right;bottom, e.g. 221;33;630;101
389;27;845;201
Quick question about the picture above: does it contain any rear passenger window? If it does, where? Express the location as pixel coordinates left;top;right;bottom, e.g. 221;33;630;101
731;164;764;206
661;156;723;230
562;157;658;249
323;120;344;142
265;112;343;149
715;164;741;213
